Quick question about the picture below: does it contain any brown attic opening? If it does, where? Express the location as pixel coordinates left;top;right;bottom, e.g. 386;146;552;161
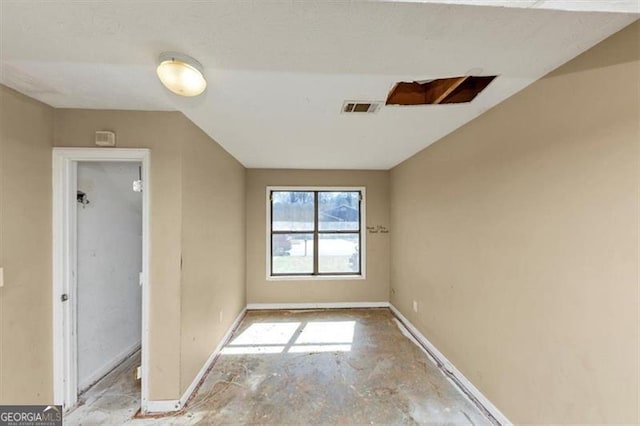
385;75;497;106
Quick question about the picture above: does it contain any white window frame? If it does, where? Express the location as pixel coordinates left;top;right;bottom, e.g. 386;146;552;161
265;186;366;281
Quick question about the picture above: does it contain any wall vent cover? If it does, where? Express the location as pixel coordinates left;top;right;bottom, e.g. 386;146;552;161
95;130;116;147
342;101;382;114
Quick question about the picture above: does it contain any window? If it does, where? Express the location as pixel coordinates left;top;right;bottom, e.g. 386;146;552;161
268;187;365;278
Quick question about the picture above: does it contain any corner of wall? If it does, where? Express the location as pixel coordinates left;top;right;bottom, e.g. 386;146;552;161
177;114;247;397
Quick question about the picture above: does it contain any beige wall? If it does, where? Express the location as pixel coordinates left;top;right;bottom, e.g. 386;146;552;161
54;110;247;400
246;169;389;304
0;101;247;403
0;86;54;403
390;21;639;424
179;119;245;393
54;109;185;399
2;21;637;420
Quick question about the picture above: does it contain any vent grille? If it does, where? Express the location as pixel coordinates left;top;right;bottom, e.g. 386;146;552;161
95;130;116;147
342;101;381;114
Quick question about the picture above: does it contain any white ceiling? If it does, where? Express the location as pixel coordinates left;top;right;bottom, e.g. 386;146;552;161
1;1;637;169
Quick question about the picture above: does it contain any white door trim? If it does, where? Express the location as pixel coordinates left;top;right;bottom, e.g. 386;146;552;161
52;147;151;412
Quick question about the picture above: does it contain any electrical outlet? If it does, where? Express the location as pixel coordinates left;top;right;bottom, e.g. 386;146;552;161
412;300;418;313
0;267;3;288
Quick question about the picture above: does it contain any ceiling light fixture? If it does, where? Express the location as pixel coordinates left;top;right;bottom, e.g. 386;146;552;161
156;52;207;97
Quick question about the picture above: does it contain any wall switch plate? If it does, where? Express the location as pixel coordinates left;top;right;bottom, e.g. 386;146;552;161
412;300;418;313
0;267;4;288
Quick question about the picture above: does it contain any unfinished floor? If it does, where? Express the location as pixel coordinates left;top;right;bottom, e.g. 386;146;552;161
65;309;490;425
65;351;142;425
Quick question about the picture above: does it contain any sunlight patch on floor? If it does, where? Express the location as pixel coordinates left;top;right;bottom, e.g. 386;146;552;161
221;320;356;355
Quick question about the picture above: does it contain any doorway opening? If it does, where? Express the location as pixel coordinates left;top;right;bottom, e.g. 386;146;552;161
52;148;150;414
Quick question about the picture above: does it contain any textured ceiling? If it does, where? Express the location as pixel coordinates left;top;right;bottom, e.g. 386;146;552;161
1;1;637;169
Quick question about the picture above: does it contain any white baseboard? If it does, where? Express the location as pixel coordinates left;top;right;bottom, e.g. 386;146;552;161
246;301;390;310
143;307;247;414
79;341;141;393
178;307;247;408
144;399;180;413
389;304;511;426
143;302;510;423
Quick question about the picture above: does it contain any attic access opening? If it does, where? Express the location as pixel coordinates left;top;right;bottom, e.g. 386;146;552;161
385;75;496;106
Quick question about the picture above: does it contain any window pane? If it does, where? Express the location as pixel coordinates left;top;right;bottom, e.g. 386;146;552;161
272;191;315;231
272;233;314;274
318;191;360;231
318;233;359;273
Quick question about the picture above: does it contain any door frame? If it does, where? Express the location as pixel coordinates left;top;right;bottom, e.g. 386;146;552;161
52;147;151;411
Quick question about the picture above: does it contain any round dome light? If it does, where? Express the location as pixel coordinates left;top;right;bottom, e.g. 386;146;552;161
156;52;207;97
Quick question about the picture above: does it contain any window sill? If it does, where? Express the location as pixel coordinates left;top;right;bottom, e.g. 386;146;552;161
266;274;366;282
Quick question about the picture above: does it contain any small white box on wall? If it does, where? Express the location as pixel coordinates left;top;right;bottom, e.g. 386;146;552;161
95;131;116;147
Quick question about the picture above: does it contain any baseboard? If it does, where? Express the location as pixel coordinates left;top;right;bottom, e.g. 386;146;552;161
246;301;390;310
144;399;180;413
143;307;247;414
78;341;141;393
143;301;510;422
389;304;511;426
178;307;247;409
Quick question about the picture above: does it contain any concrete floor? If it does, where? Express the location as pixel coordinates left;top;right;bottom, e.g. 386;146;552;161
65;350;142;425
66;308;490;425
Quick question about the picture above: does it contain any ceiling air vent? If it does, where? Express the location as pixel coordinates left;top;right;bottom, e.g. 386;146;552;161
342;101;382;114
